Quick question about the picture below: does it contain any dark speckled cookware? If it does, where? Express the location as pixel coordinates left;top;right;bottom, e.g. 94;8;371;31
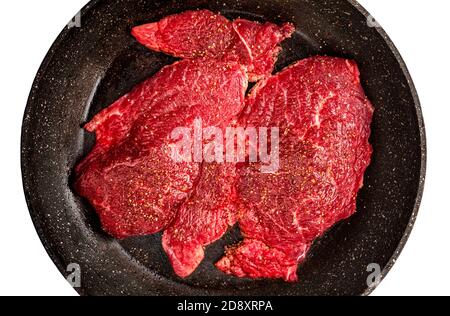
21;0;426;296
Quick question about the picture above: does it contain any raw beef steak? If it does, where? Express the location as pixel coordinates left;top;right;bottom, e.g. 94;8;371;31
162;163;238;277
124;10;293;277
75;58;247;239
75;9;373;282
216;56;374;281
132;10;294;81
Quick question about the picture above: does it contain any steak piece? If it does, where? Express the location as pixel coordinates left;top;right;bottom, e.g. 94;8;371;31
162;163;237;277
232;18;294;81
75;58;247;238
128;10;294;277
216;56;374;282
132;10;294;81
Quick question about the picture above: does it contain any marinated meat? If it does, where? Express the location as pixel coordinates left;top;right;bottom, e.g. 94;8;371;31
75;10;373;282
75;58;247;238
216;57;374;281
131;10;294;81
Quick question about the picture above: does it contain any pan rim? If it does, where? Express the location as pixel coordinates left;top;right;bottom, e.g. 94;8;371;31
20;0;427;296
347;0;427;296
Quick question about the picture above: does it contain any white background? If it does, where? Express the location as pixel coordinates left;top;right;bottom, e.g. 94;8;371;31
0;0;448;296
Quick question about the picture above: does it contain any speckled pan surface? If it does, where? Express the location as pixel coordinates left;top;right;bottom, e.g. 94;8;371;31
21;0;426;296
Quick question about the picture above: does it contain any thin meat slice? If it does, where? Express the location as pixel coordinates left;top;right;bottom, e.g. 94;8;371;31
232;19;294;81
132;10;237;60
76;144;199;239
75;58;248;239
162;163;237;277
216;56;374;281
217;239;309;282
131;10;294;81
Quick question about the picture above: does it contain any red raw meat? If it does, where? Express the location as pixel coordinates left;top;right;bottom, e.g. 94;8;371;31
217;239;309;282
162;163;237;277
232;18;294;81
75;9;373;282
132;10;294;81
75;58;247;238
216;56;374;282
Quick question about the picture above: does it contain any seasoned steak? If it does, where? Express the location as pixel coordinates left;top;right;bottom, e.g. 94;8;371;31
162;163;238;277
75;58;247;239
128;10;293;276
132;9;294;81
216;56;374;282
75;9;373;282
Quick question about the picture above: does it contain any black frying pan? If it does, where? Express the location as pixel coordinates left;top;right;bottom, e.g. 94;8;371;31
21;0;426;296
